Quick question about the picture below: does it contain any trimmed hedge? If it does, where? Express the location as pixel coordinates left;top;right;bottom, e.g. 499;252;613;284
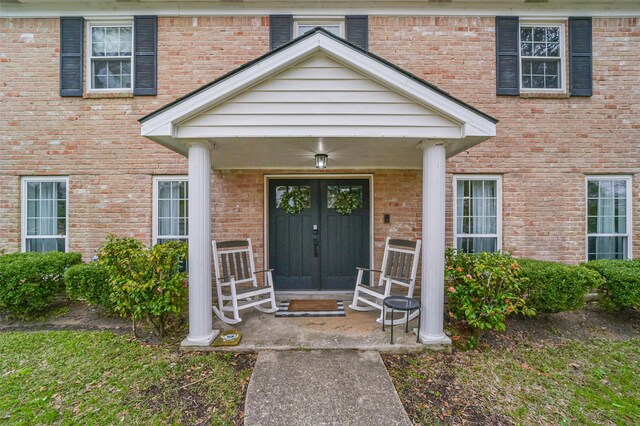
518;259;604;313
0;252;82;315
64;262;113;311
584;259;640;311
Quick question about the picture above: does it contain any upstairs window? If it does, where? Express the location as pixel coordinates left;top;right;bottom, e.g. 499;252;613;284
294;19;344;38
519;24;565;91
587;177;632;261
87;21;133;91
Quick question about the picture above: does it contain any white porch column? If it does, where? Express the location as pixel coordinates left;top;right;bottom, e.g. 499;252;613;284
182;142;219;347
419;142;451;345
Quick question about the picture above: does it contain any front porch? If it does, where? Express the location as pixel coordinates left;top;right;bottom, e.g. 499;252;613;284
139;28;497;348
185;295;430;353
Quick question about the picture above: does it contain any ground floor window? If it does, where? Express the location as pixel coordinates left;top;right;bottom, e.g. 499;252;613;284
153;176;188;245
453;176;502;253
22;177;68;252
587;176;631;260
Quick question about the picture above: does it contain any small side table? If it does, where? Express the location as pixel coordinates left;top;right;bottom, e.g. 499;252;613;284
382;296;421;344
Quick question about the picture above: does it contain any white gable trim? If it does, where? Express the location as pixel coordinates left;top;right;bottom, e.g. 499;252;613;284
140;32;496;140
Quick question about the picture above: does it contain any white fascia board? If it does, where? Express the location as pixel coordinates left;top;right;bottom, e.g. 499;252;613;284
2;2;640;18
142;32;495;139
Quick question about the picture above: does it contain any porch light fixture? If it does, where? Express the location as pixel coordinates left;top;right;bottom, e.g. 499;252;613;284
315;154;328;169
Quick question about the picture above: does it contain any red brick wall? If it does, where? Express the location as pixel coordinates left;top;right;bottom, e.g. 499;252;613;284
1;16;638;267
369;16;640;263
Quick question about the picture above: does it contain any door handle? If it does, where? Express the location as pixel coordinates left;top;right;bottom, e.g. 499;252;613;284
313;238;319;257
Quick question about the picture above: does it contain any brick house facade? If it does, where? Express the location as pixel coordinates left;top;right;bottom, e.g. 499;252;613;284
1;2;638;344
2;13;638;262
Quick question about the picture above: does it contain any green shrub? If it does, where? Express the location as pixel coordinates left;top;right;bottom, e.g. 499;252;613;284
98;236;188;336
584;259;640;311
518;259;604;313
0;252;82;315
64;262;113;311
445;249;534;346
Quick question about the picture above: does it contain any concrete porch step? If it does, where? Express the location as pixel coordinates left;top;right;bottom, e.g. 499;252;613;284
244;350;411;426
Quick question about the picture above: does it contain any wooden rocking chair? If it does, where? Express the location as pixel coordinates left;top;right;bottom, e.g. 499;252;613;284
212;239;278;324
349;237;422;325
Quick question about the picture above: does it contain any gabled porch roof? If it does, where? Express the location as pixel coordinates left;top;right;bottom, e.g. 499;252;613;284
140;28;496;169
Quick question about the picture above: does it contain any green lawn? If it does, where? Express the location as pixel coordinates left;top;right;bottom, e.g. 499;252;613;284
0;331;254;425
384;339;640;425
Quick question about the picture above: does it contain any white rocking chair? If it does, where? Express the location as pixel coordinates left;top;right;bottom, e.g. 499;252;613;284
212;238;278;324
349;237;422;325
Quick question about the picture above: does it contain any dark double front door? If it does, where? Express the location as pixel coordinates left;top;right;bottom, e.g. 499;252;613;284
269;179;370;291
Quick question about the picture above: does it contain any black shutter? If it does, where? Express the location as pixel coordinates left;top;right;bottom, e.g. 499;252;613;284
270;15;293;50
345;15;368;50
60;17;84;97
495;16;520;96
569;17;593;97
134;16;157;96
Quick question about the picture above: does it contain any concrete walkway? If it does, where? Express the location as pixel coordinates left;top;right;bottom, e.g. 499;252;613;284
244;350;412;426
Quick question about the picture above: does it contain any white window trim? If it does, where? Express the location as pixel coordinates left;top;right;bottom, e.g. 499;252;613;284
152;175;188;245
293;17;345;38
585;175;633;261
518;20;567;93
85;18;134;93
21;176;69;253
452;175;503;252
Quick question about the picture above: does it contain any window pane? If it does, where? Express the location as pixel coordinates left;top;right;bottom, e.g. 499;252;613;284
27;218;38;236
456;237;497;254
522;58;561;89
158;200;171;217
327;185;363;209
92;59;132;89
520;27;532;42
92;26;132;57
57;219;66;235
179;181;188;198
533;27;545;42
158;181;171;198
588;236;627;261
179;219;188;236
57;182;66;200
120;28;132;55
26;238;65;253
547;43;560;57
57;200;66;218
158;218;171;235
277;185;311;209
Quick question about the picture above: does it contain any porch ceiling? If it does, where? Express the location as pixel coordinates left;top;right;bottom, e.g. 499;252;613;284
140;28;497;169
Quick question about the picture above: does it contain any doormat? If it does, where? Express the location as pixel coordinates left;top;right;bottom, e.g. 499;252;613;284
211;330;242;347
275;300;346;317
